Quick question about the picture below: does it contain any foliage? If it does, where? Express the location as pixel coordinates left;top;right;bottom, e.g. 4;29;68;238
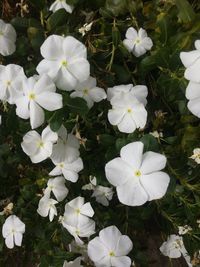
0;0;200;266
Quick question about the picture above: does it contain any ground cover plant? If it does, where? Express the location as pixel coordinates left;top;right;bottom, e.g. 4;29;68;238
0;0;200;266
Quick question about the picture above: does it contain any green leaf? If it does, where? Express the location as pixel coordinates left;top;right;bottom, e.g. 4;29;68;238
112;26;121;47
174;0;195;23
47;9;69;31
140;134;159;152
64;96;89;115
48;110;64;132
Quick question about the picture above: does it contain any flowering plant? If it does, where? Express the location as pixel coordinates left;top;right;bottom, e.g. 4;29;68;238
0;0;200;266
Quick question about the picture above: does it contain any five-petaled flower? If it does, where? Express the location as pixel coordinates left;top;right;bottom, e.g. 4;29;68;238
0;19;17;56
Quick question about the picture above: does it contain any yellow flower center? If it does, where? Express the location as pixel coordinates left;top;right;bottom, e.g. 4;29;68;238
75;208;81;215
75;229;80;235
109;251;115;257
0;31;3;36
61;60;67;67
29;92;36;100
127;108;132;113
37;141;44;148
135;38;141;44
59;162;64;168
83;88;89;95
5;80;11;86
134;170;141;177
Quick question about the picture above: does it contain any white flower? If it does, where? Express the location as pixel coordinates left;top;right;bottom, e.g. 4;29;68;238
185;81;200;118
88;225;133;267
123;27;153;57
180;40;200;83
2;215;25;249
78;22;93;37
0;64;25;104
44;176;69;201
63;218;95;245
105;141;170;206
37;196;58;222
70;76;107;108
49;156;83;182
21;125;58;163
108;91;147;133
15;74;63;129
160;235;192;266
0;19;17;56
63;196;94;226
190;148;200;164
92;185;114;207
82;176;114;206
62;197;95;244
107;84;148;106
51;125;80;163
36;35;90;91
50;0;73;14
178;225;192;235
63;257;83;267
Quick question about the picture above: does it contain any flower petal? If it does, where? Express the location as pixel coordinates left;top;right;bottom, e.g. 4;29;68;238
99;225;121;251
120;142;144;170
111;256;131;267
118;113;137;133
67;58;90;82
125;27;138;40
108;108;126;125
36;92;63;111
187;98;200;118
180;50;200;68
105;157;133;186
15;97;30;119
184;58;200;82
115;235;133;256
186;81;200;100
140;151;167;174
40;35;64;59
14;232;22;246
140;171;170;201
30;101;45;129
88;237;108;262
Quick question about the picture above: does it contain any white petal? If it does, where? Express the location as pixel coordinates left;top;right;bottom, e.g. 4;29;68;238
99;225;121;251
138;28;147;39
80;203;94;217
131;104;147;128
123;39;134;52
42;125;58;143
14;232;22;246
34;74;56;94
5;234;14;249
187;98;200;118
125;27;138;40
115;235;133;256
108;108;126;125
133;44;146;57
118;113;137;133
40;35;64;59
117;179;148;206
67;58;90;82
140;152;167;174
180;50;200;68
140;171;170;201
195;40;200;50
89;87;107;102
141;37;153;50
56;67;77;91
186;81;200;100
15;97;30;119
68;196;84;209
63;36;87;59
36;92;63;111
49;166;62;176
185;57;200;82
111;256;131;267
120;142;144;170
88;237;108;262
31;148;49;163
30;101;45;129
0;37;16;56
105;158;133;186
62;169;79;182
36;59;61;80
132;85;148;105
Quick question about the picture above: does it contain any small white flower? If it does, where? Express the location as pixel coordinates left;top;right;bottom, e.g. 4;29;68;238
108;91;147;133
51;125;80;164
37;196;58;222
82;176;97;190
160;235;192;266
63;257;83;267
185;81;200;118
63;196;94;226
180;40;200;83
105;141;170;206
78;22;93;37
88;225;133;267
70;76;107;108
63;219;95;245
50;0;73;14
36;35;90;91
0;64;25;104
190;148;200;164
21;125;58;163
92;185;114;207
178;225;192;235
2;215;25;249
49;157;83;183
15;74;63;129
107;84;148;106
123;27;153;57
44;176;69;201
0;19;17;56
